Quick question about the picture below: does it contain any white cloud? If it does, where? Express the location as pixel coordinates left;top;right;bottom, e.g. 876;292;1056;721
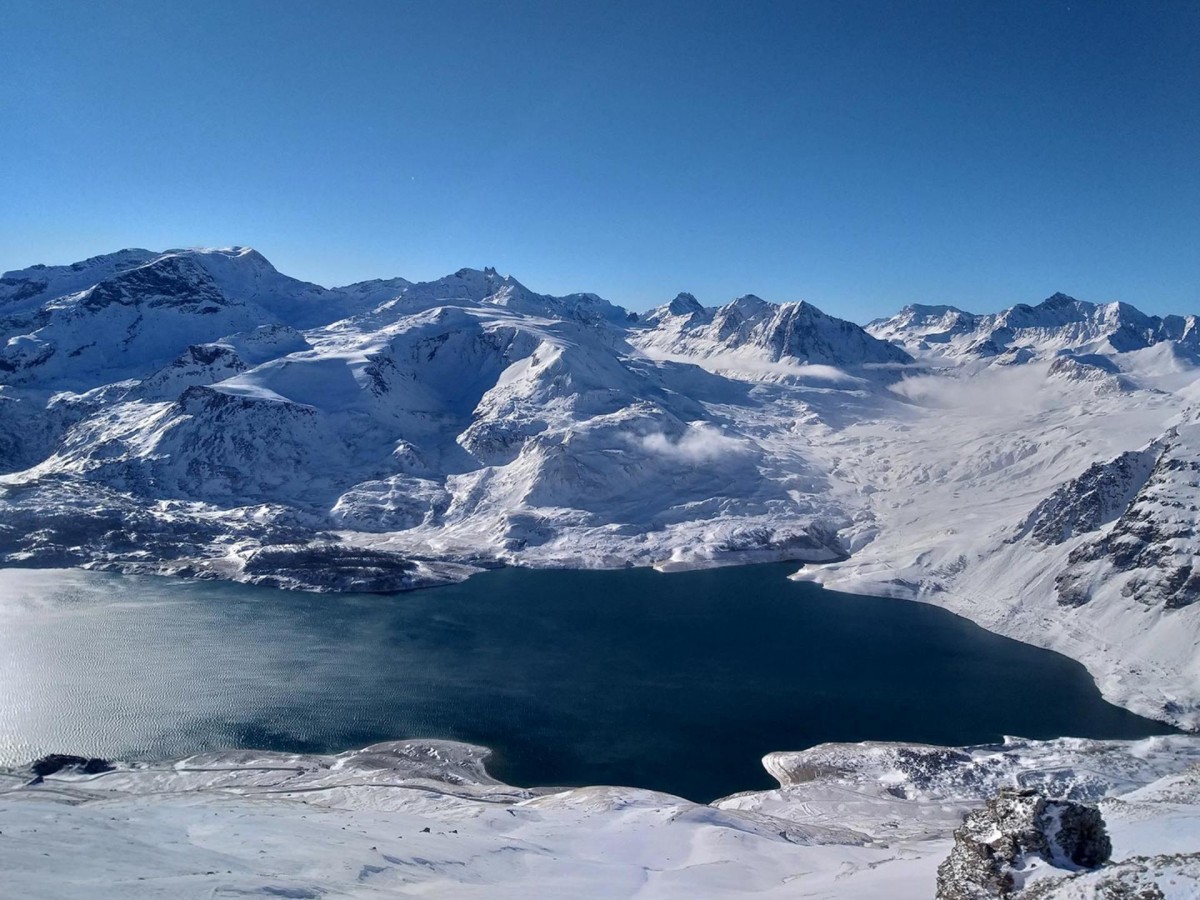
638;346;866;385
888;363;1055;413
636;423;750;463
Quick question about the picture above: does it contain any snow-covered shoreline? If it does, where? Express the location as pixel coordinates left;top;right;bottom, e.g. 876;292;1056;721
4;735;1199;898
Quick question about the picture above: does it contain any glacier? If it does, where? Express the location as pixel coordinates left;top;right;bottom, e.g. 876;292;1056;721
1;247;1199;734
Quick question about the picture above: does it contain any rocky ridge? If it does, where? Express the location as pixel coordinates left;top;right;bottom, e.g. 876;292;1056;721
868;293;1200;363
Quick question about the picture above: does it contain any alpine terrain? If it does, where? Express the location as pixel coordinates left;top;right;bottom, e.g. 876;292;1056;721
2;246;1199;736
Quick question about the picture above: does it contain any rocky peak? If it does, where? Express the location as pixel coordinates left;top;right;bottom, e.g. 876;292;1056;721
720;293;770;318
667;292;704;316
0;248;158;312
872;289;1200;362
1038;292;1081;310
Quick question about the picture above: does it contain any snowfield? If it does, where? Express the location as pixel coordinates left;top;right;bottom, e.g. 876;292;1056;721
1;247;1198;733
2;736;1198;899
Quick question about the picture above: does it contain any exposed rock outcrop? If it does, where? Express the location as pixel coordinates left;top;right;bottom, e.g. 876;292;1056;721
29;754;114;778
1013;443;1161;549
1055;424;1200;610
935;788;1111;900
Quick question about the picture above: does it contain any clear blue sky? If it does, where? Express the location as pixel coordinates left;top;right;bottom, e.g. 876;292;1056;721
3;1;1198;320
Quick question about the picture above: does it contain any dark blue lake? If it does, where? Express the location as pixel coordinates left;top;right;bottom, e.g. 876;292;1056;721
0;563;1174;801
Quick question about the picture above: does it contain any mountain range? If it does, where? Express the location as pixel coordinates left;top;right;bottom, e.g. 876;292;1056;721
1;247;1198;729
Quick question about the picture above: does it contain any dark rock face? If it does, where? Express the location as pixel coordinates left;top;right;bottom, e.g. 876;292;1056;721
0;476;327;577
936;788;1111;900
242;543;418;592
1055;428;1200;610
134;343;249;400
77;255;229;315
0;275;49;305
709;522;848;561
30;754;114;777
1013;445;1160;550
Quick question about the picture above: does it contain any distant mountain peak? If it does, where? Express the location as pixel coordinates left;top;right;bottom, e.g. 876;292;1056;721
453;265;506;281
667;292;704;316
727;293;768;309
870;291;1197;362
1039;292;1082;309
635;290;911;369
902;303;970;316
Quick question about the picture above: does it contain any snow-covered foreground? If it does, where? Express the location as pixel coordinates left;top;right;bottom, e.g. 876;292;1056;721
2;736;1198;899
1;247;1198;730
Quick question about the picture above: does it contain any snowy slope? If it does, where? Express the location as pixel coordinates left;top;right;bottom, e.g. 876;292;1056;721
178;246;394;328
0;248;158;314
0;248;382;392
1;247;1199;728
793;358;1200;727
2;735;1197;899
0;254;271;388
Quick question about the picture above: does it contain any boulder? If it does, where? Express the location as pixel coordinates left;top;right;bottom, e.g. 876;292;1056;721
29;754;114;778
936;788;1111;899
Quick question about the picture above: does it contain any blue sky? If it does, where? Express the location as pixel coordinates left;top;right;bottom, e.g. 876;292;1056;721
3;1;1198;320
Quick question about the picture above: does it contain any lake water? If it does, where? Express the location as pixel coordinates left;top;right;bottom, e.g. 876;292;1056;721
0;563;1175;801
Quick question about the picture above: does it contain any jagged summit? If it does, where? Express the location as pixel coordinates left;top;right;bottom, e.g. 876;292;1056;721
868;291;1200;362
1040;290;1080;308
635;290;912;368
667;292;704;316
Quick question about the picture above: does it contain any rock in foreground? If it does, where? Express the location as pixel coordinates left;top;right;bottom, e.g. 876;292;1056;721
936;788;1111;899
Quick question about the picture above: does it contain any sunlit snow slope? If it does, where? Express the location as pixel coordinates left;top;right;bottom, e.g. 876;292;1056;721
3;736;1198;899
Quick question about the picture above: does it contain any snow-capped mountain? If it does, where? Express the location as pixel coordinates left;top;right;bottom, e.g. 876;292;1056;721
0;253;269;387
635;291;913;371
0;247;391;391
1;247;1199;731
868;293;1200;363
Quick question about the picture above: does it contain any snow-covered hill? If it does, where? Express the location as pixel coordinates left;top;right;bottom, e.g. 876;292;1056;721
3;735;1198;899
1;248;1199;728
